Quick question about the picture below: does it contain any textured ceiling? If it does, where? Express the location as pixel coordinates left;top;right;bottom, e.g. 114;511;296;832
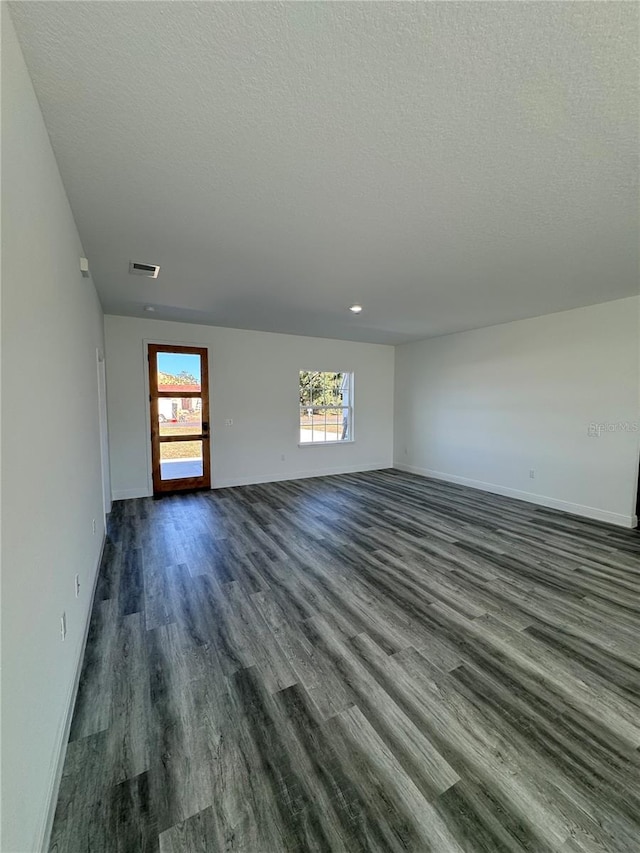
9;1;639;344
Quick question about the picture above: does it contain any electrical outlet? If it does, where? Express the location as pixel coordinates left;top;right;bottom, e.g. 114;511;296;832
75;574;80;598
92;518;96;535
529;469;535;479
281;454;286;462
60;612;66;641
225;418;233;427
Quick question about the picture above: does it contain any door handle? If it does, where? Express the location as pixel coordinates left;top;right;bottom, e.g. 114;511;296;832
202;421;209;434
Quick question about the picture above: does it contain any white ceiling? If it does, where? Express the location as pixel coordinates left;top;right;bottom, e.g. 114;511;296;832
10;1;639;345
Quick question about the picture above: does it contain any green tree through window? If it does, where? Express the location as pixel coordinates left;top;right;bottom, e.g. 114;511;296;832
299;371;353;443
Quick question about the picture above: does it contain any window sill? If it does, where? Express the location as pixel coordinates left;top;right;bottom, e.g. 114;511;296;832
298;440;354;447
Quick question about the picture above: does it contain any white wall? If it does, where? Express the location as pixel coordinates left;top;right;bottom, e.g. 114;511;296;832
1;9;106;852
394;298;640;527
105;315;394;498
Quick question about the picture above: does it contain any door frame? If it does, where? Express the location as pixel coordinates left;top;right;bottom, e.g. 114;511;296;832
96;348;112;520
147;342;211;495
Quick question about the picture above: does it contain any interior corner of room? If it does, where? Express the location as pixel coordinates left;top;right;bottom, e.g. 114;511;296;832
2;2;639;851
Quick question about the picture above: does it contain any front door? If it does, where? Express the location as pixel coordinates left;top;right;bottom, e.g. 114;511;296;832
148;344;211;494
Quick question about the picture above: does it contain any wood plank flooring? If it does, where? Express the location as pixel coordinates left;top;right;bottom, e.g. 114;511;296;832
50;470;640;852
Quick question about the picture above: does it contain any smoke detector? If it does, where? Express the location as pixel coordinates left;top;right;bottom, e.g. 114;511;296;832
129;261;160;279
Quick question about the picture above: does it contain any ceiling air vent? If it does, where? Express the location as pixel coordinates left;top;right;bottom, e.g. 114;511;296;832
129;261;160;279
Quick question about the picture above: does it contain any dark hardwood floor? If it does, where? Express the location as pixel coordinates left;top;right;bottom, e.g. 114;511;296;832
50;470;640;852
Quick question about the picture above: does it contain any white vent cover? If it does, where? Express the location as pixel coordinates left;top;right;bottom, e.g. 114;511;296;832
129;261;160;279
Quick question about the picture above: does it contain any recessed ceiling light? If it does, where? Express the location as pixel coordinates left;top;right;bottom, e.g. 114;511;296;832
144;305;156;312
349;304;363;314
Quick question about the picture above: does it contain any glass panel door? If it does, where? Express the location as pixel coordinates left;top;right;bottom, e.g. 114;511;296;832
148;345;210;494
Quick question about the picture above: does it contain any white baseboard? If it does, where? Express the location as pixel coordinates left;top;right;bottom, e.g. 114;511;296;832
112;487;151;500
213;462;392;490
394;463;637;529
38;531;106;852
112;464;393;500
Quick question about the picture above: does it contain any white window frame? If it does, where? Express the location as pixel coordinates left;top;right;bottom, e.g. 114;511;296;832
298;370;354;447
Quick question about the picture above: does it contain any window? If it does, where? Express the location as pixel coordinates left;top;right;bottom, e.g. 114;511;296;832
299;371;353;444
